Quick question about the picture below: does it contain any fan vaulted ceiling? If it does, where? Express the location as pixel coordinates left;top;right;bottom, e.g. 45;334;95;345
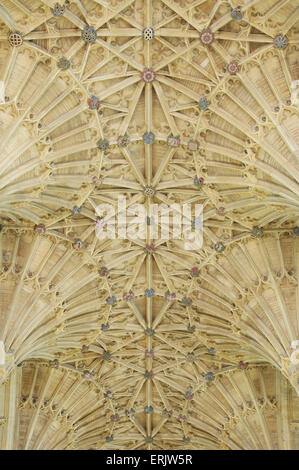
0;0;299;450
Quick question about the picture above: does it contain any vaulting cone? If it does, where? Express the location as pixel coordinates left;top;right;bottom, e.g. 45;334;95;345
160;364;299;450
0;231;110;371
193;234;299;394
0;360;298;450
0;361;132;450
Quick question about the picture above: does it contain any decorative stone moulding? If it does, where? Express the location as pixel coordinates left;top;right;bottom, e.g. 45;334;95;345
101;323;110;332
163;409;172;418
178;414;187;423
117;134;130;147
72;239;84;249
97;139;110;150
123;290;134;302
205;372;215;382
8;31;23;47
216;207;225;216
144;406;153;414
198;97;210;110
125;408;135;417
82;370;93;379
82;26;97;43
144;370;154;379
52;2;65;16
227;60;239;75
165;291;176;302
110;413;120;422
34;223;46;234
72;205;81;215
145;328;155;336
143;185;156;198
190;267;200;277
238;361;249;370
167;133;180;147
145;288;155;298
141;68;156;83
57;57;71;70
188;140;199;151
102;351;112;361
274;35;288;49
214;241;225;253
231;6;243;20
182;297;192;307
88;96;101;109
199;29;214;45
251;226;263;238
194;176;204;188
49;359;59;368
95;216;106;230
143;132;155;143
185;391;193;400
142;27;155;40
106;296;116;306
144;243;156;254
98;266;108;276
145;349;154;358
92;176;103;185
186;353;195;363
